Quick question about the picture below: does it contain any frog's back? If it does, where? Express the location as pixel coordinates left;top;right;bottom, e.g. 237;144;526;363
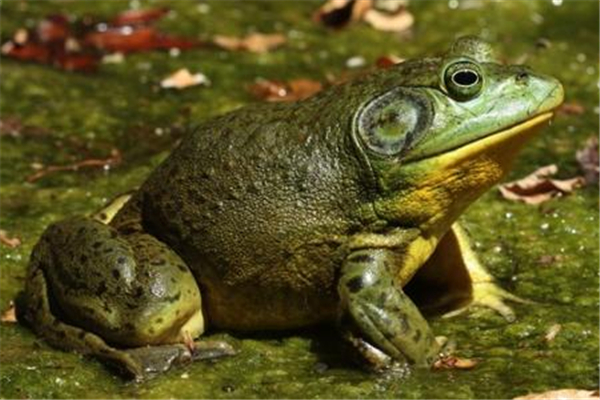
135;99;372;329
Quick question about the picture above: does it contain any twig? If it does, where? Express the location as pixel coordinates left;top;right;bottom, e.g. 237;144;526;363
26;148;122;183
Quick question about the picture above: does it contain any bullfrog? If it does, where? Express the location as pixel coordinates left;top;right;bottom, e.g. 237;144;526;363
17;36;564;380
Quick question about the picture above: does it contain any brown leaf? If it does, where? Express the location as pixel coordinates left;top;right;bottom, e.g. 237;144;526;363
1;302;16;323
213;33;286;54
0;230;21;248
160;68;210;90
313;0;372;28
543;323;562;342
576;136;599;185
248;79;323;102
557;102;585;116
375;54;405;68
433;355;478;370
84;26;198;53
3;9;200;73
363;7;414;32
514;389;599;400
498;165;585;205
111;7;170;26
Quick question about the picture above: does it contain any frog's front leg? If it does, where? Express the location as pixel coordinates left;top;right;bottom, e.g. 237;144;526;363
17;217;233;380
338;249;440;369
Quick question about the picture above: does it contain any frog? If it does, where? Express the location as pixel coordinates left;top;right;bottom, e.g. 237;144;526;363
17;36;564;380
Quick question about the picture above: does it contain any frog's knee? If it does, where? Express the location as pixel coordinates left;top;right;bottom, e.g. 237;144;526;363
23;217;204;348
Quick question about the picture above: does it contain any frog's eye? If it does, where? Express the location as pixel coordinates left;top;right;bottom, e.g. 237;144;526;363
443;61;483;101
356;88;432;156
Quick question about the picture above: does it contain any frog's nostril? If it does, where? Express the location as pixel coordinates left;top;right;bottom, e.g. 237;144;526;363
516;72;529;82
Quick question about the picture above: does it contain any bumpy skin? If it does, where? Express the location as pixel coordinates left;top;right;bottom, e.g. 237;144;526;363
18;36;564;379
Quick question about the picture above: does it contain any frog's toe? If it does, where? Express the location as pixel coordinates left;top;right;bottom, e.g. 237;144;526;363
117;340;236;381
443;281;531;322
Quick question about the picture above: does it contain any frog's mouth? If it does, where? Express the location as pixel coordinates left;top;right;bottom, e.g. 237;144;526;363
430;111;554;170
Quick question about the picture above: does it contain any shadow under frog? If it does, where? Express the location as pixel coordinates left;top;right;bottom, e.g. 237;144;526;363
16;36;564;381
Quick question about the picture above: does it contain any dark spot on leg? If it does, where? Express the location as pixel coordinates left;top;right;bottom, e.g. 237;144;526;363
117;256;127;265
345;276;364;293
112;269;120;279
400;314;410;333
134;287;144;298
177;264;187;273
95;281;108;296
155;317;164;324
92;241;102;249
348;253;375;264
413;329;421;342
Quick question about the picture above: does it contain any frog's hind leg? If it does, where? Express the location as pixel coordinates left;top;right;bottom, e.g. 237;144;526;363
17;217;233;380
405;223;529;322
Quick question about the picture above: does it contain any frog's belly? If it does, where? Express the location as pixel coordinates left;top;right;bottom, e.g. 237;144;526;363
199;278;339;330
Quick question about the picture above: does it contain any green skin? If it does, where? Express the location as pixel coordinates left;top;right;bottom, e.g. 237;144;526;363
17;36;564;380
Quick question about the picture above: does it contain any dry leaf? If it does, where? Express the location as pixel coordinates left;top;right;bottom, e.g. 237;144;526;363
3;8;200;73
514;389;599;400
375;54;405;68
557;102;585;116
498;164;585;205
1;302;16;323
213;33;286;53
544;323;562;342
576;136;599;185
249;78;323;102
161;68;209;90
363;7;414;32
0;230;21;248
433;355;478;370
313;0;372;28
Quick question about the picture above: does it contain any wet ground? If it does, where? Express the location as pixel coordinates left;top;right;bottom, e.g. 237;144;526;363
0;0;598;398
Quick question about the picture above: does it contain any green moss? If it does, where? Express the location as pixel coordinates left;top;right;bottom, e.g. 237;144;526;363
0;0;598;398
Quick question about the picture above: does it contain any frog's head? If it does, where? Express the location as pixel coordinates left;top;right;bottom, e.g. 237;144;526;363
353;36;564;237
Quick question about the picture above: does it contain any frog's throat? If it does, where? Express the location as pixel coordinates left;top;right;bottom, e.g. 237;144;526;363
375;111;554;240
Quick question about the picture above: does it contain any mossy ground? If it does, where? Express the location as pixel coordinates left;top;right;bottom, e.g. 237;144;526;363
0;1;598;398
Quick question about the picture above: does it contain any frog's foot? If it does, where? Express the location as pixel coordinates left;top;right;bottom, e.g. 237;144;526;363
442;280;531;322
17;217;234;380
338;249;440;369
442;223;532;322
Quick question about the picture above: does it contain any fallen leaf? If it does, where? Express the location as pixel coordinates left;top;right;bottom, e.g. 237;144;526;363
433;355;478;370
0;230;21;248
160;68;210;90
363;7;414;32
375;54;405;68
111;7;170;26
26;148;122;183
3;9;200;72
514;389;599;400
576;136;599;185
498;164;585;205
313;0;372;28
544;323;562;342
313;0;412;32
213;33;286;53
557;102;585;116
84;26;198;53
1;302;16;323
248;78;323;102
537;254;564;266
